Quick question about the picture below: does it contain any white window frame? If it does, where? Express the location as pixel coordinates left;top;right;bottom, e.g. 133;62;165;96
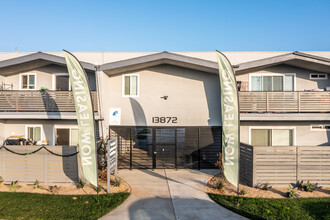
19;73;37;90
248;126;296;146
25;125;43;141
122;74;139;97
53;125;78;146
310;124;330;131
309;73;328;80
249;73;296;91
52;73;71;91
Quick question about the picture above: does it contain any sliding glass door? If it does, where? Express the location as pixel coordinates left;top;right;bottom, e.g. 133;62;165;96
251;75;294;91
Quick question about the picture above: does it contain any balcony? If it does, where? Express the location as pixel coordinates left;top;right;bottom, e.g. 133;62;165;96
239;91;330;113
0;90;98;112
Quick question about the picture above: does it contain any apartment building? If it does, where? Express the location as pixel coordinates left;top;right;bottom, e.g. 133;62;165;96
0;51;329;170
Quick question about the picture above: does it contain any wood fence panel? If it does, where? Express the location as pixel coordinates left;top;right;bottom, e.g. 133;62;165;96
240;144;330;187
0;145;78;185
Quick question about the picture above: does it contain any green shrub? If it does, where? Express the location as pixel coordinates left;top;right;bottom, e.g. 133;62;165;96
0;176;3;184
49;185;59;194
75;179;86;189
33;180;42;189
113;179;121;187
94;185;103;193
286;185;299;198
262;182;272;190
239;188;247;195
215;179;224;190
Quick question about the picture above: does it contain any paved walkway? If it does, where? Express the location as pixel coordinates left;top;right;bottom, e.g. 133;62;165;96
100;169;246;220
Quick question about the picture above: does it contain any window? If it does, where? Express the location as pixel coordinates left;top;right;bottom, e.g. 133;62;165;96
310;124;330;131
310;73;328;80
123;74;139;97
55;127;78;146
26;125;42;141
250;74;294;91
20;73;36;90
251;128;294;146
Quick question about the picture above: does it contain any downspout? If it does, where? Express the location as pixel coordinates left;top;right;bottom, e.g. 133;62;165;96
94;65;104;139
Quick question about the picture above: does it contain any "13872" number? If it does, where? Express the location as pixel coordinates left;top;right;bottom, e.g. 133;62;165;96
152;117;177;123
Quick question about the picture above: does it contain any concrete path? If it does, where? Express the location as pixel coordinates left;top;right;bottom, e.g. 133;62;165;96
100;169;246;220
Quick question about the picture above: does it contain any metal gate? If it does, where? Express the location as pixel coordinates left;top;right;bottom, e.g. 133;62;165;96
109;126;221;169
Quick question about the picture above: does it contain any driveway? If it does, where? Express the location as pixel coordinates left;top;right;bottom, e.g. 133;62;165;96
100;169;246;220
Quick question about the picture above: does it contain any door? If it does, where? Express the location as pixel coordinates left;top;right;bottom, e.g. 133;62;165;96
154;128;176;169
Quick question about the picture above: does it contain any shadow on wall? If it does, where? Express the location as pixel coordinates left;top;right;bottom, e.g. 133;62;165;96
129;98;147;126
41;90;60;117
319;130;330;146
61;145;79;183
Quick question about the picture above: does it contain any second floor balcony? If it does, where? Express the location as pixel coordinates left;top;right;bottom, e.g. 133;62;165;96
0;90;98;112
239;91;330;113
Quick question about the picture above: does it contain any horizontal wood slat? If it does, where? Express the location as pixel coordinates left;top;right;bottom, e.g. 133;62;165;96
0;90;98;112
239;91;330;113
240;143;330;187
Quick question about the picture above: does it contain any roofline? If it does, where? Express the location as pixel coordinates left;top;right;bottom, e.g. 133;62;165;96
235;52;330;73
100;51;219;74
0;52;95;71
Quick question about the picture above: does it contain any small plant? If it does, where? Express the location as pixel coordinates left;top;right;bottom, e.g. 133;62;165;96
261;182;272;191
49;185;59;194
94;185;102;193
302;181;317;192
8;181;21;192
76;179;86;189
215;179;224;190
239;188;247;195
286;185;300;198
33;180;41;189
215;153;223;170
0;176;3;184
113;179;121;187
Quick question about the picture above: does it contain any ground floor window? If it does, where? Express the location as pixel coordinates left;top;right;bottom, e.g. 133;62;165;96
26;125;42;141
251;128;294;146
55;127;78;146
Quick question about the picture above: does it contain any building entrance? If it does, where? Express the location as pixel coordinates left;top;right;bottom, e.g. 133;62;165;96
109;126;221;169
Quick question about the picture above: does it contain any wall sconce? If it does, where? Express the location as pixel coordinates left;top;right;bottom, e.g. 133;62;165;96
161;96;168;100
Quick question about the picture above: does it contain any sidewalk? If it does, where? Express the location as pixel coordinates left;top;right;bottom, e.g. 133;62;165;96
100;169;246;220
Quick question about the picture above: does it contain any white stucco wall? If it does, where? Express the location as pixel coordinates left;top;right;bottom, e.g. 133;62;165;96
98;64;221;134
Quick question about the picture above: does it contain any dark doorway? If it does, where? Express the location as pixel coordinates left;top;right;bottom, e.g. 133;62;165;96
56;75;70;91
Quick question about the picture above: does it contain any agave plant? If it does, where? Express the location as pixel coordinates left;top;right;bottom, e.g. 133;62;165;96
286;185;300;198
8;181;21;192
75;179;86;189
33;180;41;189
49;185;59;194
302;181;317;192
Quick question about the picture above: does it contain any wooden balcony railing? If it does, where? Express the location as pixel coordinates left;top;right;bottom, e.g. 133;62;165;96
0;90;98;112
239;91;330;113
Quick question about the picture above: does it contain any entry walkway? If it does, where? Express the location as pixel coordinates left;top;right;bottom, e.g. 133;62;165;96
100;169;246;220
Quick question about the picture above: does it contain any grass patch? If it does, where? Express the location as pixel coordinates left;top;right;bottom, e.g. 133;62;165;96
0;192;130;220
208;193;330;220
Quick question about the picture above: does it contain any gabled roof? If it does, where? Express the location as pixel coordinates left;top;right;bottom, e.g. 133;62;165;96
100;51;219;75
0;52;95;75
235;52;330;73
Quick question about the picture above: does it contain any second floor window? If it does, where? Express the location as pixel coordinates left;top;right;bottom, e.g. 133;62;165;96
250;74;294;91
123;74;139;97
21;73;36;90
